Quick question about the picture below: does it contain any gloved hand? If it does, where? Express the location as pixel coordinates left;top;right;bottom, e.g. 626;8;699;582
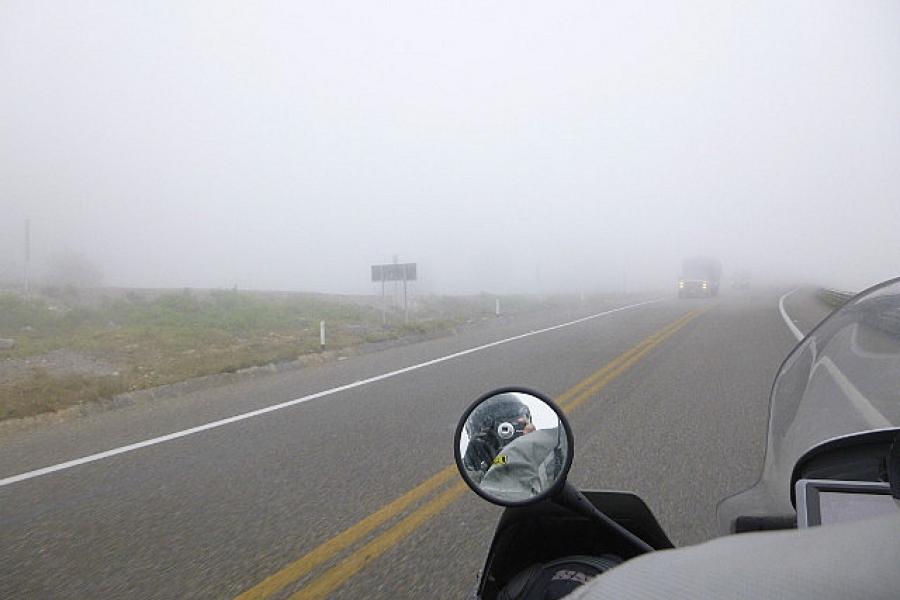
464;433;500;473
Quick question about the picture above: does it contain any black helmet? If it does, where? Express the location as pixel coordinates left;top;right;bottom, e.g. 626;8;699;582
466;393;533;446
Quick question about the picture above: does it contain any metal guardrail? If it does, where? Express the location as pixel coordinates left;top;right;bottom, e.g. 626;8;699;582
818;288;855;307
869;309;900;336
819;287;900;336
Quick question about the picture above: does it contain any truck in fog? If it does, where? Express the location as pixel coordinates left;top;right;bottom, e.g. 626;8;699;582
678;257;721;298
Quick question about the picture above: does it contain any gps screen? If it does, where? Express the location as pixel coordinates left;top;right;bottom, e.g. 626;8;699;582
818;491;899;525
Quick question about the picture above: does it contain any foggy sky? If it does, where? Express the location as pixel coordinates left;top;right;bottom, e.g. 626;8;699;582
2;1;899;294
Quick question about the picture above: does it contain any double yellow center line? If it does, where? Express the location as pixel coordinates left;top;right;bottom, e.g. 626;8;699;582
236;307;708;600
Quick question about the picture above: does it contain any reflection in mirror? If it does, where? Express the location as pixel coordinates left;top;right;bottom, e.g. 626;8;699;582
458;391;569;503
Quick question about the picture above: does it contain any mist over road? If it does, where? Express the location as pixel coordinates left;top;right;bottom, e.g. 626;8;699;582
0;288;820;599
3;2;897;596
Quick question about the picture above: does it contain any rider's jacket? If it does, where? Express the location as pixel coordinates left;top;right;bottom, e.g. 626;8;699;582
480;427;565;501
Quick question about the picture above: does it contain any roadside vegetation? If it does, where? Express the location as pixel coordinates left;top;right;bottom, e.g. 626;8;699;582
0;288;548;421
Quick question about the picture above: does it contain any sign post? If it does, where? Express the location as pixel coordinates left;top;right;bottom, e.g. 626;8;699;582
403;269;408;324
381;276;386;325
371;262;417;325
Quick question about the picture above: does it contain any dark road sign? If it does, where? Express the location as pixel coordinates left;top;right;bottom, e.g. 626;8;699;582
371;263;417;282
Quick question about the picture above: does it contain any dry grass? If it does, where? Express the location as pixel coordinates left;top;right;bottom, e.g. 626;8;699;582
0;288;533;420
0;370;127;420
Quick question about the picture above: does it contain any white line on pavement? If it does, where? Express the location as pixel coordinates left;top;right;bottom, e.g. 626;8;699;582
0;298;661;488
778;288;890;428
778;288;804;341
819;357;892;429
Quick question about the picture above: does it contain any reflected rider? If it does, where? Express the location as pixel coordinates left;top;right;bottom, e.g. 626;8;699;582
463;394;534;483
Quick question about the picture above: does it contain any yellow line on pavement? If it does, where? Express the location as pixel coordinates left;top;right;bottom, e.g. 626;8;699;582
234;466;457;600
560;308;705;413
288;482;470;600
235;307;709;600
554;309;699;408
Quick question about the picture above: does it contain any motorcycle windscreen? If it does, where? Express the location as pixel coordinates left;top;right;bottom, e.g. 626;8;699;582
717;278;900;533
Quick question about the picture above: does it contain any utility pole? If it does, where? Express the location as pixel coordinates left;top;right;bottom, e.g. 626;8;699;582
24;219;31;293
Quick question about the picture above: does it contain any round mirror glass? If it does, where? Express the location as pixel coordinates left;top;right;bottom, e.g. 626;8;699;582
455;389;572;505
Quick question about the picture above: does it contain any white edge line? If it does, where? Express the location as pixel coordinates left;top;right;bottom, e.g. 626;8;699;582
819;357;892;429
781;289;891;429
778;288;804;342
0;298;662;488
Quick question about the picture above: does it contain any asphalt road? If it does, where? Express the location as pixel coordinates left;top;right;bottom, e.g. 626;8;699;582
0;287;831;599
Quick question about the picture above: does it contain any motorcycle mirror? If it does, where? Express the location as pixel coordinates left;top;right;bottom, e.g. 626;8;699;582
454;388;574;506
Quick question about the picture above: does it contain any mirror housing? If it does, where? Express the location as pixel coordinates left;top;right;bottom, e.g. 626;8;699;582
454;387;574;507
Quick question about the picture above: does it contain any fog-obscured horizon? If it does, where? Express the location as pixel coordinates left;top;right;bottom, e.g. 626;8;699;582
2;1;898;294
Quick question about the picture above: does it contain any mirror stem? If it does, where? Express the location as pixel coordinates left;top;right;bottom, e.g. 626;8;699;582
555;482;654;554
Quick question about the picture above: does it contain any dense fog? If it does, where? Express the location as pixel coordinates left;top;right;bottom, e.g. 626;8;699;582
2;1;898;294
